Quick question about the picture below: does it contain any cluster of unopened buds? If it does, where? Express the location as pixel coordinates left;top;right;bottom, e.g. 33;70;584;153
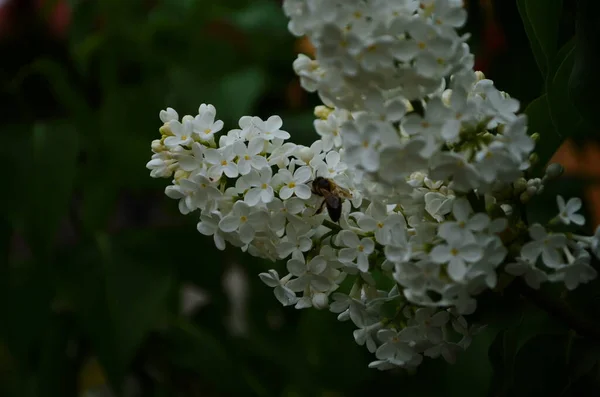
147;0;600;369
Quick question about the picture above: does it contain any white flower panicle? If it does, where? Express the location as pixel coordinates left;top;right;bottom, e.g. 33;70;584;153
147;0;600;372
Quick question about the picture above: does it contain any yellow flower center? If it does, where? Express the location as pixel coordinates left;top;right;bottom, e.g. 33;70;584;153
358;245;364;252
288;182;296;188
240;216;248;223
450;248;459;256
261;183;268;189
221;160;228;166
418;41;426;50
204;128;212;135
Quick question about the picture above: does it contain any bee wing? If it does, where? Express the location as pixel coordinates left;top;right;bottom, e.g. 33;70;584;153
336;187;353;199
325;194;341;209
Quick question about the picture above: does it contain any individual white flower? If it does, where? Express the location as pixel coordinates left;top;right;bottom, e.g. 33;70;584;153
552;250;597;290
437;198;489;244
193;104;224;143
267;197;306;236
252;115;291;140
412;308;449;344
197;211;226;250
275;166;313;200
159;107;179;123
242;167;274;206
424;191;454;222
375;328;419;363
147;151;177;178
176;142;205;173
384;226;412;265
591;226;600;259
218;201;263;244
285;252;333;292
357;202;407;245
276;223;313;259
314;112;344;150
430;239;483;282
474;142;521;184
396;260;444;301
427;0;467;29
466;237;506;289
294;140;325;167
315;150;347;179
163;117;194;149
259;270;298;306
496;115;534;161
424;340;463;364
353;320;383;353
521;224;566;268
204;145;239;180
505;257;548;289
340;116;382;172
429;152;482;192
233;138;269;175
267;142;297;168
479;84;519;124
377;140;428;183
556;196;585;226
337;230;375;273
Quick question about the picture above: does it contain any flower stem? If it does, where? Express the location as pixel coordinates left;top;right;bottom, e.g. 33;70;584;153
323;219;342;231
512;278;600;341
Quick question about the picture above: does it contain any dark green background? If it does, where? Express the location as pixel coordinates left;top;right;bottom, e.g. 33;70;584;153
1;0;599;396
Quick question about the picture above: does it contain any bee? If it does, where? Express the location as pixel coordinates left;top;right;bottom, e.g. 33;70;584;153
311;176;352;222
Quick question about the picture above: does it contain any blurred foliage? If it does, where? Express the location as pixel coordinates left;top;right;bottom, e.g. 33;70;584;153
0;0;599;396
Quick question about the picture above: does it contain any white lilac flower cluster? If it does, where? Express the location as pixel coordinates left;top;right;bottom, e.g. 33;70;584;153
147;0;600;370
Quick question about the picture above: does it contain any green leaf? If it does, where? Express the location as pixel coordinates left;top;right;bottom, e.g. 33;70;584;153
57;239;173;393
568;0;600;131
510;334;570;396
164;319;244;394
213;67;267;124
230;0;287;34
0;262;53;369
36;314;77;397
23;122;79;256
104;252;174;387
546;41;584;140
525;95;561;174
487;325;521;395
517;0;563;78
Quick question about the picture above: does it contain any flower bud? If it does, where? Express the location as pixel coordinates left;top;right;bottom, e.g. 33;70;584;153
160;124;174;136
526;185;537;196
475;71;486;81
501;204;513;216
520;191;531;203
486;203;506;218
530;132;540;142
174;169;189;181
513;178;527;193
314;105;332;119
529;153;539;165
151;139;164;152
442;89;452;106
312;292;329;310
545;163;564;179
